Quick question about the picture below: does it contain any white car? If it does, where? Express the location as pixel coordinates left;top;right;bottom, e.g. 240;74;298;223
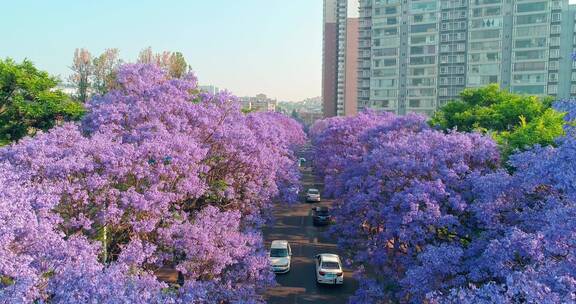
314;253;344;285
306;188;321;202
269;240;292;273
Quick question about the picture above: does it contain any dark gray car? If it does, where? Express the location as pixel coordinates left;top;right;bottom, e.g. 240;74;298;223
312;206;331;226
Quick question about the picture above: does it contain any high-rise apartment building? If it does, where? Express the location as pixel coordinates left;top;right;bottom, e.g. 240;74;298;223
560;3;576;97
323;0;360;117
358;0;576;116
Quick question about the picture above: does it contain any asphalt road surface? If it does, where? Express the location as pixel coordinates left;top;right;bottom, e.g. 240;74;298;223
263;163;358;304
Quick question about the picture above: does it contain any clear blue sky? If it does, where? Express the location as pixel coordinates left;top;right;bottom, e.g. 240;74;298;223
0;0;322;101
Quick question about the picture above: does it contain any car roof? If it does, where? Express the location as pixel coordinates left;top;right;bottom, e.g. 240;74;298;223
308;188;319;191
271;240;289;249
315;206;328;211
319;253;340;263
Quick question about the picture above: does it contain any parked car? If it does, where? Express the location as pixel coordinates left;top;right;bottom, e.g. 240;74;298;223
312;206;331;226
298;157;306;167
306;188;321;202
314;253;344;285
269;240;292;273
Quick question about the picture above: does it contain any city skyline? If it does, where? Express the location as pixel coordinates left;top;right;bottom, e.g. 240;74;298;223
0;0;322;102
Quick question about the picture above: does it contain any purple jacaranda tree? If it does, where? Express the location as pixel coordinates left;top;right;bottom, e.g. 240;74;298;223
325;123;499;303
312;110;575;303
0;64;304;303
554;98;576;122
309;112;428;197
417;135;576;304
411;95;576;304
309;112;391;192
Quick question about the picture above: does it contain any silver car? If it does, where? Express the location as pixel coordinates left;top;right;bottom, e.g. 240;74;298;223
306;188;321;202
269;240;292;273
314;253;344;285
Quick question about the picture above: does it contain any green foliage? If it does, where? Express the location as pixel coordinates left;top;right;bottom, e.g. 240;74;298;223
431;84;565;159
0;275;14;286
241;107;256;114
168;52;188;78
41;270;55;279
0;58;84;142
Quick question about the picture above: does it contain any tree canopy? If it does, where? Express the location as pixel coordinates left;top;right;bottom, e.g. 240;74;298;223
430;84;566;158
310;111;575;303
0;58;84;143
0;63;305;303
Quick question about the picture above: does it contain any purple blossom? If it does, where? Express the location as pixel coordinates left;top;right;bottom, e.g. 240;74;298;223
0;64;304;303
311;109;575;303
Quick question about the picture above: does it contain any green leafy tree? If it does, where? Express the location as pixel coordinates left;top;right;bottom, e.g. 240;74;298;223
0;58;84;143
69;48;93;102
137;47;189;78
168;52;189;78
92;48;121;95
430;84;566;158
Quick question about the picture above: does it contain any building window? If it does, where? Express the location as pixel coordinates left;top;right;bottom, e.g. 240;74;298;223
516;13;548;25
516;2;548;14
513;73;546;84
549;61;559;70
512;85;546;95
548;85;557;94
409;100;421;108
514;62;547;72
550;37;560;47
550;49;560;59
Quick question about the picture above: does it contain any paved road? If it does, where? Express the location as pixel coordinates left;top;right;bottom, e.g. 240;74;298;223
263;164;358;304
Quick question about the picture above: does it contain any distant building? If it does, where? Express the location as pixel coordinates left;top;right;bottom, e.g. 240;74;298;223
323;0;359;118
54;84;78;96
300;96;323;113
297;110;324;126
357;0;576;116
199;85;222;95
240;94;277;112
277;96;323;124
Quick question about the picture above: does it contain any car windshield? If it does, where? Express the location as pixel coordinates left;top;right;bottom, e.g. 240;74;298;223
316;210;329;216
321;261;340;269
308;189;319;194
270;248;288;257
